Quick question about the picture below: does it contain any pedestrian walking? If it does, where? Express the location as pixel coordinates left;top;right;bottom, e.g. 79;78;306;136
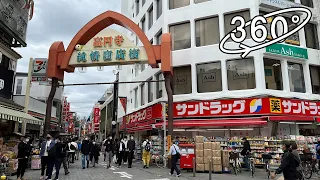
81;137;91;169
60;138;70;175
122;136;128;164
117;138;126;168
142;138;151;168
90;140;100;167
113;139;119;165
103;135;113;168
67;138;77;163
271;141;301;180
52;136;68;180
39;134;56;180
168;140;181;177
127;135;135;168
17;136;31;180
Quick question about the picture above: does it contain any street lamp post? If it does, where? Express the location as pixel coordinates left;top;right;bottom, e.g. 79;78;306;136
112;70;119;139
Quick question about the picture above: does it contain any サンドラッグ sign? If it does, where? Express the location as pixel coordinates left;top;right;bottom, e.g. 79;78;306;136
69;29;148;67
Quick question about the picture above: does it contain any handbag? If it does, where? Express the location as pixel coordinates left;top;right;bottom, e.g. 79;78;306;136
173;145;181;159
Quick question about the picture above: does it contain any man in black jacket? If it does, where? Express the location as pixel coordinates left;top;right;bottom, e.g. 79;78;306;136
241;137;251;169
53;136;69;180
271;141;300;180
81;137;91;169
17;136;30;180
104;135;113;168
127;135;135;168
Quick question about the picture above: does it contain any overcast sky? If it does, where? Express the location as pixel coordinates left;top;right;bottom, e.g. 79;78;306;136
15;0;121;118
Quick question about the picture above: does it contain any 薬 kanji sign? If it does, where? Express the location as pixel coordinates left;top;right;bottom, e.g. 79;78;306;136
69;28;149;67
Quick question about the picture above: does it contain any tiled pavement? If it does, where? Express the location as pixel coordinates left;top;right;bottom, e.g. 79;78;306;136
14;159;320;180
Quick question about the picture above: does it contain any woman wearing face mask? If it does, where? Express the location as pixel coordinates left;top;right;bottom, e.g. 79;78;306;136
17;136;31;180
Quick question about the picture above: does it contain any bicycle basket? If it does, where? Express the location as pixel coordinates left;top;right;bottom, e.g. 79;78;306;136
229;152;239;160
262;154;273;160
299;153;313;162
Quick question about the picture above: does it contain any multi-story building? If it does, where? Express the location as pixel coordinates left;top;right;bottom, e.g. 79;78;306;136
13;72;64;133
119;0;320;138
0;0;41;137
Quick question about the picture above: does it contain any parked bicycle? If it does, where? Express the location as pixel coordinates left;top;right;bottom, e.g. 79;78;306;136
300;154;320;179
230;152;241;175
248;154;255;178
262;153;273;179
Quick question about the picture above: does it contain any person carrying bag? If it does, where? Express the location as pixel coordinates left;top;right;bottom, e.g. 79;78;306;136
167;140;181;177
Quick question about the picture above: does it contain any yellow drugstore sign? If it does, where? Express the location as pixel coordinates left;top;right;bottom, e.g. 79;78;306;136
69;29;149;67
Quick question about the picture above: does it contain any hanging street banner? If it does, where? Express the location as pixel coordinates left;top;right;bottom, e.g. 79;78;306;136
69;28;149;67
119;97;127;113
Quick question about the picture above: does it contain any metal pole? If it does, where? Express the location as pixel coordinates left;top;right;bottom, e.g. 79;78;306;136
43;78;58;137
164;73;173;136
162;102;167;168
193;157;196;177
209;160;212;180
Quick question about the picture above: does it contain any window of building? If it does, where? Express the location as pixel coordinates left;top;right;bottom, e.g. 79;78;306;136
227;58;256;90
147;78;153;103
173;65;192;94
305;23;319;49
0;54;9;68
134;64;139;77
136;0;140;15
169;0;190;9
224;10;250;41
140;83;145;105
16;79;23;95
140;64;145;71
148;7;153;29
134;88;138;108
141;17;145;32
142;0;146;6
195;16;220;47
264;58;283;90
157;0;162;19
195;0;210;3
300;0;313;8
288;62;305;93
286;16;300;46
156;31;162;45
156;73;163;98
197;62;222;93
310;65;320;94
169;22;191;50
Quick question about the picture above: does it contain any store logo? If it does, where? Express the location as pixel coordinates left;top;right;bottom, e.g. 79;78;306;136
219;7;311;58
250;99;262;113
0;79;4;90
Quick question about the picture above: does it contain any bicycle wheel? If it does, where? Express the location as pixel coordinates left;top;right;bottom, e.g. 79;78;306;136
302;162;312;179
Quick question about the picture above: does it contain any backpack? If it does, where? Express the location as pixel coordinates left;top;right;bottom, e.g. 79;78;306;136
70;143;76;150
145;142;151;151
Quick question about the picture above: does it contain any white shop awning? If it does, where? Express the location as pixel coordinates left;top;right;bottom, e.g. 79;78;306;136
0;106;43;125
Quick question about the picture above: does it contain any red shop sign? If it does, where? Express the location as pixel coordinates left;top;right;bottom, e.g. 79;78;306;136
125;104;162;125
173;97;320;118
94;108;100;124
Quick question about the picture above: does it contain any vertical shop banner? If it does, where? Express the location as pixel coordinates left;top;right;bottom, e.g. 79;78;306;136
94;108;100;124
119;97;127;113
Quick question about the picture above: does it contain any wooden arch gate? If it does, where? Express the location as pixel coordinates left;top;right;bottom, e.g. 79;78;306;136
44;11;173;137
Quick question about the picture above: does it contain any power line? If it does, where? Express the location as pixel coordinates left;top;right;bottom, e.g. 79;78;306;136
61;80;165;87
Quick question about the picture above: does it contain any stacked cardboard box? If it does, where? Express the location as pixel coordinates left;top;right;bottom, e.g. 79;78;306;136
204;142;212;171
212;142;222;172
221;150;230;172
195;136;204;171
